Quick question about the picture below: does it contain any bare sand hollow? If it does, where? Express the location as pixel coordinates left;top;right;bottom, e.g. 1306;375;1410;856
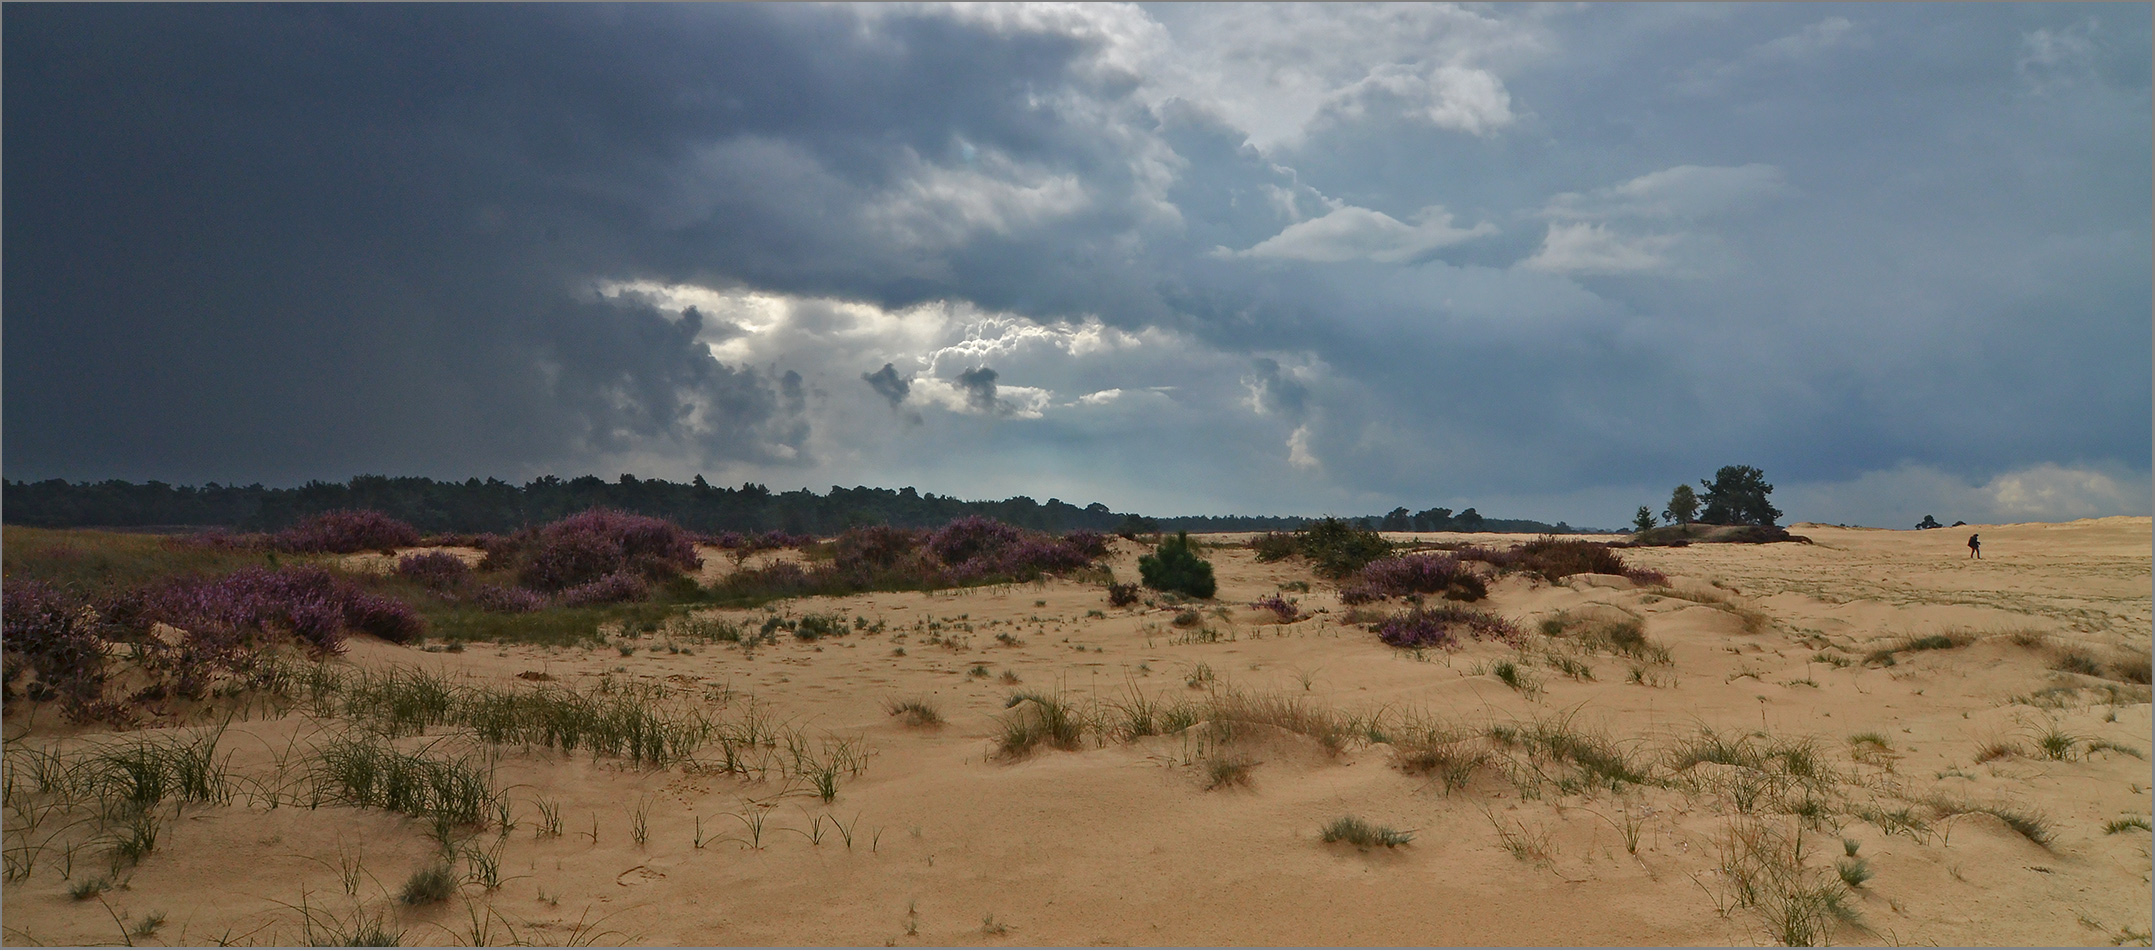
5;518;2150;946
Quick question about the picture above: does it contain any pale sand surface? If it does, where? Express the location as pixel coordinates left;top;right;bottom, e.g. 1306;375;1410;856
6;518;2150;946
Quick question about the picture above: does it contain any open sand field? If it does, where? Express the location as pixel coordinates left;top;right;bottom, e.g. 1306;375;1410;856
5;518;2151;947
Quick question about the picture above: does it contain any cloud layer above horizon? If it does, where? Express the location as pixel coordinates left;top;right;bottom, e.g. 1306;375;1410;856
6;3;2149;528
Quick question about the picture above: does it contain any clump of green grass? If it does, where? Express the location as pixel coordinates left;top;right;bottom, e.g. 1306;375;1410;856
2035;725;2081;761
1713;817;1862;946
2104;816;2152;834
883;696;943;727
1931;798;2053;847
68;876;110;901
1321;815;1411;848
1491;714;1646;791
1491;659;1540;696
2051;649;2105;677
1576;618;1672;665
996;692;1088;758
1835;856;1872;888
307;734;502;830
399;863;458;905
1863;631;1972;666
1543;653;1595;682
1389;725;1490;794
1201;755;1254;790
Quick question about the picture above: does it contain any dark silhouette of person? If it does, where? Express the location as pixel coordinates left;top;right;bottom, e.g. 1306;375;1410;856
1968;533;1981;559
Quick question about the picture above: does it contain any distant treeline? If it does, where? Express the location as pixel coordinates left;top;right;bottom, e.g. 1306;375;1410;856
0;475;1605;536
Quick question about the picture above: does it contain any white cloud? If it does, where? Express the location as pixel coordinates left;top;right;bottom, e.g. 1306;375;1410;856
1752;17;1864;63
1522;164;1789;276
860;147;1091;250
1542;164;1791;221
1227;205;1495;263
1781;462;2153;528
1321;63;1515;136
1983;463;2147;520
2019;19;2102;94
1286;424;1321;470
1676;16;1869;95
1117;3;1546;150
1521;222;1679;276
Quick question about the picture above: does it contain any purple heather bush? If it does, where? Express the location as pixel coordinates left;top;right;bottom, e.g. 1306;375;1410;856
132;565;426;653
1375;604;1522;650
832;525;928;573
471;584;548;614
2;579;118;720
1060;530;1112;559
487;508;702;592
1107;582;1140;607
927;516;1026;566
556;571;651;607
394;551;473;591
1251;593;1303;623
1455;538;1649;585
1340;554;1488;604
271;509;423;554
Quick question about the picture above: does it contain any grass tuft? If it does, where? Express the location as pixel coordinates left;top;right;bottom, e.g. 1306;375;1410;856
1321;815;1411;848
882;696;944;727
398;863;458;905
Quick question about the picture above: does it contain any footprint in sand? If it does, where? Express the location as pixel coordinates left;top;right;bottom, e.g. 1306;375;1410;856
616;865;666;887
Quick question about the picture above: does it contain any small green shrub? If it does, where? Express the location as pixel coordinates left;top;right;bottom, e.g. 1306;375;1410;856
883;697;943;726
1321;815;1411;848
399;863;458;905
1139;533;1216;599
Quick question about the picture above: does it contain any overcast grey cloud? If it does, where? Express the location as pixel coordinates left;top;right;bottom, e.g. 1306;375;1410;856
4;3;2147;527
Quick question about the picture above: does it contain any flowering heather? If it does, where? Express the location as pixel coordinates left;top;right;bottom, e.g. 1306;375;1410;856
556;571;650;607
492;508;701;591
1456;538;1639;583
1341;554;1488;604
131;565;426;653
471;584;547;614
271;509;423;554
1060;530;1112;559
833;525;928;573
1251;593;1303;623
2;579;116;720
1375;604;1522;650
928;516;1027;566
394;551;473;590
1107;582;1140;607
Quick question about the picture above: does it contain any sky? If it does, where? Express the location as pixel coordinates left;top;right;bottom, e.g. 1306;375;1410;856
5;3;2150;528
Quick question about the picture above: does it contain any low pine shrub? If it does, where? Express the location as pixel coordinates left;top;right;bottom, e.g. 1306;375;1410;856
1259;518;1391;578
1107;582;1141;607
1140;533;1216;599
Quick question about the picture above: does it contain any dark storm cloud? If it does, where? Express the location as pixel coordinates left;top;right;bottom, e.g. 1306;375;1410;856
1;3;1145;483
862;364;913;410
955;367;1006;416
3;3;2146;525
1245;358;1309;420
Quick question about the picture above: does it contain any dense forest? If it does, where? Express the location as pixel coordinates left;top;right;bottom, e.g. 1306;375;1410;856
1;475;1604;536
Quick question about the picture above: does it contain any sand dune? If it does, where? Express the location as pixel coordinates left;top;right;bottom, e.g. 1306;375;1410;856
5;519;2149;946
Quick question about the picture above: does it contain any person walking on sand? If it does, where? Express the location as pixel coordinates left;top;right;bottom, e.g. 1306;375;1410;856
1968;533;1980;559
